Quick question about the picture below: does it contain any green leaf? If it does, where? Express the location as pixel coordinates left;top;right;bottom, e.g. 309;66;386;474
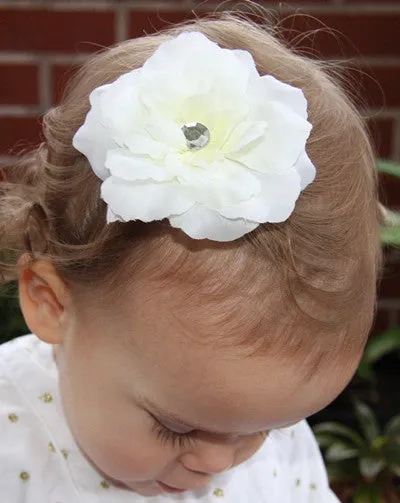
377;160;400;178
384;416;400;437
326;441;360;462
313;422;365;448
326;460;360;483
352;400;381;444
381;225;400;246
359;457;386;479
357;360;377;385
352;482;383;503
386;443;400;465
314;432;344;448
371;436;390;450
363;329;400;363
389;463;400;477
385;210;400;226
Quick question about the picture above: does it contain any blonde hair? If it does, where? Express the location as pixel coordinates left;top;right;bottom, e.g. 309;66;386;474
0;12;382;381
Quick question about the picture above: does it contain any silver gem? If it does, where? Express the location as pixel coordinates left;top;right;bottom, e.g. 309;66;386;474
182;122;210;151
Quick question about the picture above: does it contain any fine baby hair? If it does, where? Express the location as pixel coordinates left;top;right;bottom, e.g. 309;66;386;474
1;13;381;375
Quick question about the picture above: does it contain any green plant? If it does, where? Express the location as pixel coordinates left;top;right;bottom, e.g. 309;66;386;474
377;161;400;179
377;161;400;246
0;283;27;344
313;399;400;502
357;329;400;392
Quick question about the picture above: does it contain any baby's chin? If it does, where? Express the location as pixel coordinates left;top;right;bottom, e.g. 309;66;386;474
120;480;164;496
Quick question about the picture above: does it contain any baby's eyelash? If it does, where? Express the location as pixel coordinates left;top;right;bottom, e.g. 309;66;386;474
152;417;270;450
151;420;198;449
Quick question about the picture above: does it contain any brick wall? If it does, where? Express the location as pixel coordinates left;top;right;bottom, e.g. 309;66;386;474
0;0;399;331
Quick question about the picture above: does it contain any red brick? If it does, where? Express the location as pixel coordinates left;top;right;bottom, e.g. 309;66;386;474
366;66;400;109
128;10;195;38
0;116;42;155
0;9;115;53
378;262;400;298
280;14;400;58
51;64;80;105
379;172;400;209
367;118;394;160
346;0;400;3
0;64;39;105
132;10;399;59
371;309;390;336
345;65;400;109
111;0;186;1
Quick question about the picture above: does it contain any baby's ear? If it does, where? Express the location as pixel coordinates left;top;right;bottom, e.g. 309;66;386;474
18;255;70;344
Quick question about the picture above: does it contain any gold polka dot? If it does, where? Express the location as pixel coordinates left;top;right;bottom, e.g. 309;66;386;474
39;392;53;403
61;449;68;460
310;483;317;490
213;488;224;497
100;480;111;489
8;413;19;423
48;442;56;453
20;471;30;482
273;468;278;477
296;478;301;487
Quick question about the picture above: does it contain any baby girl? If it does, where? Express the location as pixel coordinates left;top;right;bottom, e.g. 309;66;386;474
0;11;381;503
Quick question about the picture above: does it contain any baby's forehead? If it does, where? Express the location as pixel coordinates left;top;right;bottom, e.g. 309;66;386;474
122;236;286;326
125;325;350;435
115;257;338;383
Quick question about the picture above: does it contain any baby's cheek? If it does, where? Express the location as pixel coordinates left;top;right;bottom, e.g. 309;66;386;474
233;433;269;469
85;434;171;482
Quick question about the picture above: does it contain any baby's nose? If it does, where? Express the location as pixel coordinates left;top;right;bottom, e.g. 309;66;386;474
180;439;237;475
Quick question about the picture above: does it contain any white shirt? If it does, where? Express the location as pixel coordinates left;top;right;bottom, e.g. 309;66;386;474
0;335;340;502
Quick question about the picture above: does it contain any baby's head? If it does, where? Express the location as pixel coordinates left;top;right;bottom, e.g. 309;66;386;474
2;13;381;496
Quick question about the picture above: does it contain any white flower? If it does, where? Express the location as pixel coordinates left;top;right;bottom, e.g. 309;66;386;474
73;31;316;241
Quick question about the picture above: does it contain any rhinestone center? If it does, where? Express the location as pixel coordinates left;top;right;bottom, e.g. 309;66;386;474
182;122;210;151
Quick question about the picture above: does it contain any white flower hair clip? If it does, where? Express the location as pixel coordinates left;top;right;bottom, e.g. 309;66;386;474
73;31;316;242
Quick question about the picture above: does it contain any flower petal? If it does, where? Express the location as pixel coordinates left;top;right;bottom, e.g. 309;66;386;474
123;133;168;160
231;101;312;173
169;204;259;241
98;70;144;141
144;119;186;150
232;49;260;81
101;178;193;222
184;161;261;210
222;120;268;154
106;149;173;182
141;32;254;128
142;32;255;98
294;151;316;190
106;206;121;223
72;84;117;181
250;75;308;119
220;168;301;223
